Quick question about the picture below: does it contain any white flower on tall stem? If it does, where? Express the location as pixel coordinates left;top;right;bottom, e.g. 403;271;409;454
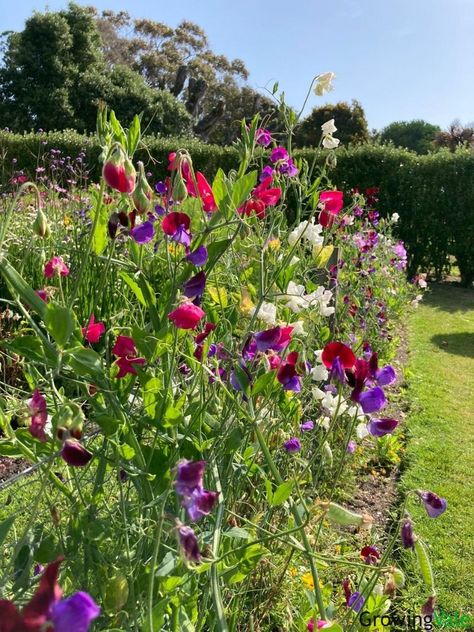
314;72;336;96
321;118;340;149
249;301;277;325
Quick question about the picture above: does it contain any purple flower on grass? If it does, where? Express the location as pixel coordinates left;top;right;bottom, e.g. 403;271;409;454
187;246;208;266
418;491;447;518
284;437;302;453
300;420;314;432
346;440;357;453
376;365;396;386
178;524;202;562
401;519;415;548
175;460;218;522
347;591;365;613
330;356;346;385
183;271;206;300
130;221;154;244
358;386;386;414
51;592;100;632
368;417;398;437
185;487;219;522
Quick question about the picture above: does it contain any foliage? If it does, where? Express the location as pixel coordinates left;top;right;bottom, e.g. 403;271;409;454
380;119;441;154
0;3;192;136
0;103;436;631
294;100;369;147
433;119;474;151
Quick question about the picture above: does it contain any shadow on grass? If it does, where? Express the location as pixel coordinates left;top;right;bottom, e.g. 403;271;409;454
423;283;474;314
431;333;474;359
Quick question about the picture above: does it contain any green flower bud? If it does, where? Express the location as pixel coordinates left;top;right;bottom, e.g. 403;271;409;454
33;208;50;239
132;161;153;214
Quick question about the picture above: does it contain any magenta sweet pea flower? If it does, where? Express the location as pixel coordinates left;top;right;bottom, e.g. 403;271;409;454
368;417;398;437
185;487;219;522
44;256;69;279
346;440;357;453
130;220;154;244
360;545;380;565
81;314;105;344
270;146;289;163
61;439;93;467
322;341;356;370
175;459;218;522
51;592;100;632
168;302;205;330
307;619;328;631
196;172;217;213
276;351;301;392
112;335;146;378
418;491;447;518
401;519;415;548
255;128;272;147
259;165;274;182
318;191;344;227
254;326;293;353
36;288;49;302
162;211;192;247
27;389;48;442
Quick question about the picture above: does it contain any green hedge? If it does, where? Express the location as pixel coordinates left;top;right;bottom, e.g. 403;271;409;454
1;131;473;285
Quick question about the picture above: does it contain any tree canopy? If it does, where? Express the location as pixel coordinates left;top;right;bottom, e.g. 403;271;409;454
380;120;441;154
294;100;369;148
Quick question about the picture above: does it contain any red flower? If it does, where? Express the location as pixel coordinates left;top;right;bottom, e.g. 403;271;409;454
112;335;145;378
196;172;217;213
44;256;69;279
102;146;136;194
81;314;105;344
318;191;344;227
321;341;356;370
169;303;205;330
240;177;282;219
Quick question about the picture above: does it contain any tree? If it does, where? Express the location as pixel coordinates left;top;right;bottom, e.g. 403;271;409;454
380;120;440;154
294;100;369;148
93;10;277;143
434;120;474;152
0;3;192;135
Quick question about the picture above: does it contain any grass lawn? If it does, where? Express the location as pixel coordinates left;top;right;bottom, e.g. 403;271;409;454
401;283;474;617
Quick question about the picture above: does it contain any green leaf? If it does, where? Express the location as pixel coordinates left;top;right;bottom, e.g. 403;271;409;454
223;527;250;540
271;481;294;506
205;239;232;272
164;405;184;427
141;376;162;421
0;516;15;549
127;114;141;156
120;271;156;307
90;196;109;256
252;371;276;396
0;256;47;319
45;303;75;347
231;171;257;208
118;444;135;460
5;336;46;363
211;168;228;206
66;348;103;379
232;364;250;396
109;110;127;148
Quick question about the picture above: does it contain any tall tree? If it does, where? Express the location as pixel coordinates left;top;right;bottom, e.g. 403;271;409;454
434;120;474;151
294;100;369;148
0;3;192;135
380;120;440;154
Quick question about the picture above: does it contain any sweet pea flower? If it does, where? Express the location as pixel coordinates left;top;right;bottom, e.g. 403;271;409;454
81;314;105;344
277;351;302;392
249;301;277;326
35;288;49;302
358;386;386;414
196;172;217;213
112;335;146;378
162;212;192;247
254;326;293;353
259;165;274;181
321;119;337;135
418;491;447;518
314;71;335;96
300;420;314;432
44;256;69;279
307;619;329;631
130;220;154;244
368;417;398;437
360;545;380;565
183;271;206;302
240;177;282;219
401;519;415;548
27;389;48;442
186;245;208;267
322;341;356;371
270;146;289;163
318;191;344;227
168;302;205;330
322;135;340;150
255;128;272;147
178;524;202;563
283;437;301;453
175;460;218;522
61;439;93;467
0;559;99;632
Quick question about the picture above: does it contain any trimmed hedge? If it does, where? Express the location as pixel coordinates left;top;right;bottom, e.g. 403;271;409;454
1;131;473;285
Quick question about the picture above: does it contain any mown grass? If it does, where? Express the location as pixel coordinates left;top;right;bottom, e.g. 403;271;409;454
401;283;474;617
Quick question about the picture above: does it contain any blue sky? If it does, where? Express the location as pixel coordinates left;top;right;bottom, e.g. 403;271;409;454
1;0;473;130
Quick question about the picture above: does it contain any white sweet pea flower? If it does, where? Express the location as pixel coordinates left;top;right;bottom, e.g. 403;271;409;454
291;320;306;335
356;423;370;439
321;119;337;135
322;135;340;150
318;416;331;431
314;72;336;96
314;349;323;363
288;219;323;248
249;301;277;325
305;286;335;316
311;364;329;381
280;281;307;312
391;212;400;223
312;387;326;400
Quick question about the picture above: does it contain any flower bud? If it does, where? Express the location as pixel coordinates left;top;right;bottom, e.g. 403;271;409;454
33;208;51;239
102;145;136;194
104;575;129;613
132;161;153;214
172;170;188;202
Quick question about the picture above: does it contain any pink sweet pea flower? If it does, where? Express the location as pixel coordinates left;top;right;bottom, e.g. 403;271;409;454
44;256;69;279
240;176;282;219
112;335;146;378
36;289;49;302
196;172;217;213
318;191;344;227
27;389;48;442
82;314;105;344
168;303;205;330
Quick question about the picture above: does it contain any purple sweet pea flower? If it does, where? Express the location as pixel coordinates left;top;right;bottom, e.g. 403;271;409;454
358;386;386;414
330;356;346;385
300;420;314;432
401;519;415;548
186;245;208;266
368;417;398;437
255;128;272;147
178;524;202;562
279;157;298;177
173;225;191;247
259;165;274;182
346;440;357;453
270;146;289;163
175;460;206;496
376;365;396;386
183;271;206;300
418;491;447;518
155;181;167;195
184;487;219;522
155;204;166;215
130;221;154;244
347;592;365;613
51;592;100;632
284;437;302;453
255;327;282;352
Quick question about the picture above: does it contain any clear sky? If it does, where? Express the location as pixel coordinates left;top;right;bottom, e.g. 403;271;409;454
1;0;473;130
